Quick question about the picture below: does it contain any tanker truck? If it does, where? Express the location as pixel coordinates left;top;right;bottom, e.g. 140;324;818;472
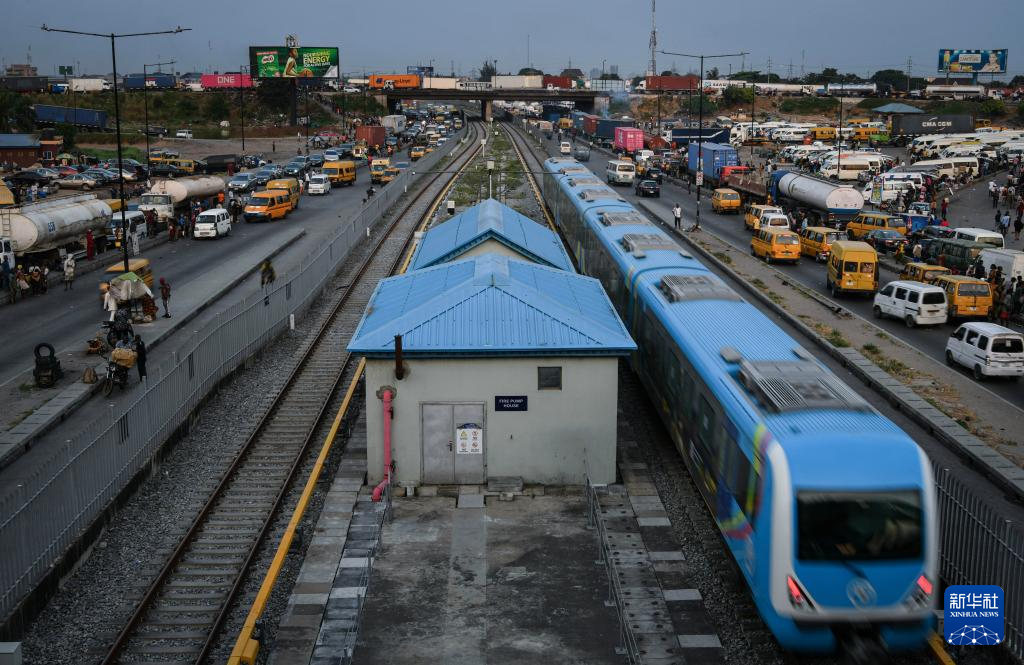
0;194;113;267
769;170;864;226
138;176;225;225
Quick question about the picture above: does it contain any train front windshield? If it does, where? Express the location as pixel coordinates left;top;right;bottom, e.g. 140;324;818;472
797;491;922;561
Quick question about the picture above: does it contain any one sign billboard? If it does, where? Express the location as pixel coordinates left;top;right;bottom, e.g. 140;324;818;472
249;47;339;79
407;65;434;77
938;49;1007;74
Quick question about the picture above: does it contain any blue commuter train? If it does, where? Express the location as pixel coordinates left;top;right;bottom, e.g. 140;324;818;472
541;156;938;654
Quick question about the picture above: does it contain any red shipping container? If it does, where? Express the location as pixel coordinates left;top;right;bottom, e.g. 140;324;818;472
543;75;572;89
200;73;252;89
582;115;599;136
614;127;644;153
356;125;386;148
645;75;699;91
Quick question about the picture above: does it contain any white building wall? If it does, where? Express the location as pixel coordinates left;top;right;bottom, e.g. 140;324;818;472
364;356;619;486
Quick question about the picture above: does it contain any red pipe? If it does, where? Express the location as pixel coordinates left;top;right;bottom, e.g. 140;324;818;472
371;388;394;502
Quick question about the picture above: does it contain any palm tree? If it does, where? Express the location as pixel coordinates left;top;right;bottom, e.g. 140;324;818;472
0;92;36;132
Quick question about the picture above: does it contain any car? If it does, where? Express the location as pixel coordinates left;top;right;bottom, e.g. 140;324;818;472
573;146;591;161
634;179;661;197
945;322;1024;380
409;146;426;161
324;149;340;162
56;165;79;177
644;167;664;183
342;86;360;94
227;172;259;193
57;173;99;190
307;174;331;195
175;129;193;139
307;153;325;169
253;168;279;186
147;163;186;178
864;229;907;254
240;154;265;169
337;143;354;157
918;225;956;241
284;159;308;176
81;169;115;185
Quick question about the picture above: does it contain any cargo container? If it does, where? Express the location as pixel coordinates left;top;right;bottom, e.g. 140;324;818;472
0;76;49;92
122;74;177;90
382;115;407;133
491;75;543;89
368;74;420;90
646;75;700;92
669;127;731;146
614;127;644;153
687;142;739;184
200;73;253;89
543;75;573;89
588;79;628;93
583;115;599;136
356;125;387;148
595;118;633;139
34;104;108;130
891;114;974;138
69;77;111;93
421;77;461;90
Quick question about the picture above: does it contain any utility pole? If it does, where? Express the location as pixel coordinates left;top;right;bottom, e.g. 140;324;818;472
766;57;773;84
647;0;657;76
905;56;913;94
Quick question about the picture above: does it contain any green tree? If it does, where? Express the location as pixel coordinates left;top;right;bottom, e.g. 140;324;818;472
1018;102;1024;121
478;61;496;82
978;99;1006;117
871;68;925;93
706;67;720;80
517;67;542;76
176;95;198;118
722;86;754;105
256;78;293;114
1010;75;1024;87
599;73;620;80
631;76;644;88
204;94;230;120
660;70;674;77
0;91;35;132
56;122;76;150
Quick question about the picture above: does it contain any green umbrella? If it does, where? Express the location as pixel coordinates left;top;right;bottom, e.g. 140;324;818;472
110;271;142;282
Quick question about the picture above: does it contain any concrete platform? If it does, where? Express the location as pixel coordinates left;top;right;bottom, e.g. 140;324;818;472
352;495;622;665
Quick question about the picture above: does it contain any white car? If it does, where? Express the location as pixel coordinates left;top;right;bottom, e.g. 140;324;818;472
307;174;331;195
175;129;193;139
945;322;1024;380
342;86;360;93
873;281;947;328
193;208;232;239
560;141;572;155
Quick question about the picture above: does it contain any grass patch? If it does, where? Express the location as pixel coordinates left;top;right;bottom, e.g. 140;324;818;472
712;251;732;265
875;331;890;341
780;97;839;114
825;329;850;348
8;410;33;427
861;343;880;354
750;277;768;291
18;383;38;394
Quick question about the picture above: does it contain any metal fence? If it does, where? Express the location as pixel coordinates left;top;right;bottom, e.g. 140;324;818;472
934;465;1024;660
0;136;462;625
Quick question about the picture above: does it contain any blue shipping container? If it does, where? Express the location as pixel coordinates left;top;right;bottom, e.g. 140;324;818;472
670;128;731;146
595;118;632;139
34;104;108;130
687;142;738;181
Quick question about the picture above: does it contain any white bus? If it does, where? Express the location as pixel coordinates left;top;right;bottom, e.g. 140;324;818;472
820;156;873;180
912;157;979;178
606;160;636;185
772;127;811;143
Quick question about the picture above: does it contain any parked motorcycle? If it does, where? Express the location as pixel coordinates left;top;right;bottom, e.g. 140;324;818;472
103;309;135;347
101;357;131;396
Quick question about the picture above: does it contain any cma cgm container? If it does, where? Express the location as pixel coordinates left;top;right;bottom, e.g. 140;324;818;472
543;75;573;89
356;125;387;148
688;142;739;183
595;118;633;139
200;73;253;89
368;74;420;90
34;104;108;130
614;127;644;153
646;75;699;92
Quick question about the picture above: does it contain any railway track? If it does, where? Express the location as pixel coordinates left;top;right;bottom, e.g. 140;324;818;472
99;121;486;665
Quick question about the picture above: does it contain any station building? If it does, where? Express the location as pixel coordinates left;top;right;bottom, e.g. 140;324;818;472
347;252;635;487
408;197;573;271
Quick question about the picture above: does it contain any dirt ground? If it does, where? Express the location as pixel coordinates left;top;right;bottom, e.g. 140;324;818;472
686;229;1024;465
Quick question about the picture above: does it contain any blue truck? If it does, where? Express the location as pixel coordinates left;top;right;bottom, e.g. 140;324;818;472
34;104;109;130
669;127;731;147
687;142;738;185
122;74;177;91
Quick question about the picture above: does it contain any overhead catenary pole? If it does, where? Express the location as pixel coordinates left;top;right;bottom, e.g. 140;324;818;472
42;24;190;273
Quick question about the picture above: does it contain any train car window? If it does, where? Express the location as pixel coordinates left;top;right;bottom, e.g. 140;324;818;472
537;366;562;390
698;396;715;444
681;373;695;417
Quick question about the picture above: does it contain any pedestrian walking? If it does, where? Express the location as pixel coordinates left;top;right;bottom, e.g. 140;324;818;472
260;259;276;306
0;255;10;292
940;197;948;219
62;255;75;290
134;335;147;382
996;210;1003;232
1015;214;1023;242
86;229;95;259
672;203;682;230
1002;211;1011;237
159;277;171;318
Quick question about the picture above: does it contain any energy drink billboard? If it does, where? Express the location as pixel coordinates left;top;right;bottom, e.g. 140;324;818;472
938;49;1007;74
249;47;339;79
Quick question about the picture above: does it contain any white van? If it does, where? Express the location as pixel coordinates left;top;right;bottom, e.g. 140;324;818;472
873;280;948;327
606;160;636;185
821;156;872;180
980;248;1024;279
175;129;193;140
952;228;1004;248
106;210;147;249
194;208;232;239
560;141;572;155
946;322;1024;380
911;157;978;178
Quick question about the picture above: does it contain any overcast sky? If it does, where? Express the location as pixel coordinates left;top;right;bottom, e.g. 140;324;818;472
3;0;1022;80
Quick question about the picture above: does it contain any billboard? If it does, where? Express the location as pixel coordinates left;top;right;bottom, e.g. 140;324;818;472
249;47;339;79
938;49;1007;74
407;65;434;76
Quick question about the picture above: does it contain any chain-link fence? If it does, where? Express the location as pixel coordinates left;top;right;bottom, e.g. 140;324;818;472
0;135;462;626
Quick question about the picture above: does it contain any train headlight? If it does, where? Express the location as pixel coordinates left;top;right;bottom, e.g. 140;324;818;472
787;575;815;612
904;574;933;609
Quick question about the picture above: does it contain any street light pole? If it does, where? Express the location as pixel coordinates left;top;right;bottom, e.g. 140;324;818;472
42;24;190;273
661;49;747;230
239;65;247;151
143;59;175;174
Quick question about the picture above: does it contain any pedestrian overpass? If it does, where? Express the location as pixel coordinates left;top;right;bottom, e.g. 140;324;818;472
371;88;606;119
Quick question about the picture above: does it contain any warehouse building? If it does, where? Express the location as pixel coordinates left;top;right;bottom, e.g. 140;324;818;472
347;253;635;487
409;198;573;272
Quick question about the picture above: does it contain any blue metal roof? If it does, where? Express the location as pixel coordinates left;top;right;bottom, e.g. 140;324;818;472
0;134;39;148
347;254;636;357
872;103;923;114
408;198;574;272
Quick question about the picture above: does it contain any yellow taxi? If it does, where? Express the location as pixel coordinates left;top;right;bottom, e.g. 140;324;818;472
751;227;801;264
744;204;783;231
827;241;878;297
929;275;993;320
244;190;293;222
410;146;426;161
799;226;846;262
845;212;908;240
711;188;742;214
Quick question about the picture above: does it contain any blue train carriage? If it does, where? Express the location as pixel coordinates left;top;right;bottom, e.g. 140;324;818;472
541;156;938;655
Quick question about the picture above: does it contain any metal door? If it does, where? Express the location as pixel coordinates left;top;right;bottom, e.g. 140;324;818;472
421;403;486;484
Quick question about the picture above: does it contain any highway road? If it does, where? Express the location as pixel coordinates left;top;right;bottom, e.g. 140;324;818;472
529;126;1024;410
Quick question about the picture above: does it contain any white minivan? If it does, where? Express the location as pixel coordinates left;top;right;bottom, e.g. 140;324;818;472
194;208;232;239
175;129;193;139
952;227;1004;248
873;280;948;327
606;160;636;185
945;322;1024;380
559;141;572;155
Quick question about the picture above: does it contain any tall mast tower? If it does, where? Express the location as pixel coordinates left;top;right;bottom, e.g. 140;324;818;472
647;0;657;76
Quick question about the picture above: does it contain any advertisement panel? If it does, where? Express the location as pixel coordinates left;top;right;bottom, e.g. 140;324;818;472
407;65;434;76
249;47;339;79
200;73;253;89
938;49;1007;74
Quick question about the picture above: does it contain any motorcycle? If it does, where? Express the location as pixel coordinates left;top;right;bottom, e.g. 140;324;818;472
103;309;135;347
101;357;131;396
